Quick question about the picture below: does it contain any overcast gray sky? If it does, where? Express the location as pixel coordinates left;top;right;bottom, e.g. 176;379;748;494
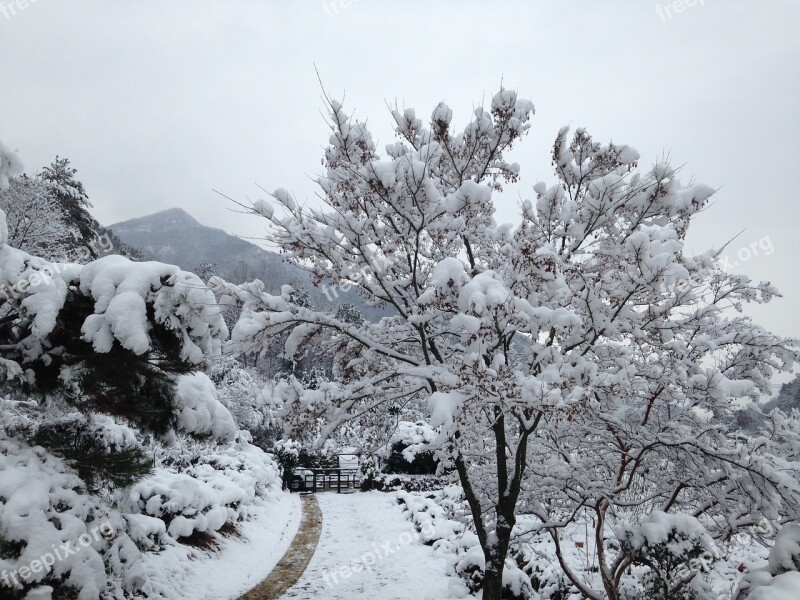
1;1;798;381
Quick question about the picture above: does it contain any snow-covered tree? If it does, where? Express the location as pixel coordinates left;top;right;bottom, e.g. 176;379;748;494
0;137;23;190
0;206;229;489
40;156;100;258
0;174;73;260
222;89;799;599
335;301;364;326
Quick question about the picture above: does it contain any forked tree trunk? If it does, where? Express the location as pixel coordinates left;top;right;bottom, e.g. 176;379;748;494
454;410;530;600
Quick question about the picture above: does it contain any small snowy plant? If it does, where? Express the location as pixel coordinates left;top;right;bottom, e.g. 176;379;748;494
616;512;717;600
223;89;799;600
735;523;800;600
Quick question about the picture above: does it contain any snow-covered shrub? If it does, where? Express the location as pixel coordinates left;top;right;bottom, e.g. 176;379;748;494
0;436;148;600
271;438;300;489
363;473;451;493
616;511;717;600
173;373;236;441
128;436;279;541
34;413;151;491
380;420;438;475
0;425;280;599
397;490;464;545
520;559;573;600
735;523;800;600
397;488;532;598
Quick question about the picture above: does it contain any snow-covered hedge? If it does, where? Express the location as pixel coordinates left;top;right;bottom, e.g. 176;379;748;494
129;437;278;540
0;436;144;599
0;431;281;599
736;523;800;600
396;489;531;599
397;488;780;600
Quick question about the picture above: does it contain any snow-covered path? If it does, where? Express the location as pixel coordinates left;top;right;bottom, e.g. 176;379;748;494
281;491;452;599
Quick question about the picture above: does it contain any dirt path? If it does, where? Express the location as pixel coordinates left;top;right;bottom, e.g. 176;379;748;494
238;494;323;600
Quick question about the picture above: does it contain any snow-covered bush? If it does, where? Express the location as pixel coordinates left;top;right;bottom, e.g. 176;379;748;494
0;436;147;599
0;428;281;599
363;473;451;493
129;437;279;540
380;420;438;475
271;438;301;489
735;523;800;600
397;488;532;598
616;511;717;600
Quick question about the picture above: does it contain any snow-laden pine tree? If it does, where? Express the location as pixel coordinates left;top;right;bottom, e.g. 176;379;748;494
40;156;101;259
0;141;230;491
221;90;799;599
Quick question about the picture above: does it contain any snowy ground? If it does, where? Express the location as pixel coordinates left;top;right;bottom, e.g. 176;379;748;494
143;492;301;600
281;491;452;600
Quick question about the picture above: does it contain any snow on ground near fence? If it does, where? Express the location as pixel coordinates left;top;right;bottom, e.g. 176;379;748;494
281;491;451;600
145;492;301;600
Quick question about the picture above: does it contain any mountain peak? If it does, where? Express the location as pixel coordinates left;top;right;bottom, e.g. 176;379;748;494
109;207;200;230
148;207;199;224
109;206;386;321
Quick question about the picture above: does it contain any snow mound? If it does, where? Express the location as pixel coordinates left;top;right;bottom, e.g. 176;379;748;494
174;373;237;441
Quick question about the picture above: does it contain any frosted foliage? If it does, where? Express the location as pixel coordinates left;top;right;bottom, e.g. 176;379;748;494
737;524;800;599
80;256;227;364
0;137;23;191
202;87;800;598
173;373;237;441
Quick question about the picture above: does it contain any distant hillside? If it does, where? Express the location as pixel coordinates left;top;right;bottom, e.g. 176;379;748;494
730;375;800;432
764;376;800;414
108;208;386;320
108;208;271;276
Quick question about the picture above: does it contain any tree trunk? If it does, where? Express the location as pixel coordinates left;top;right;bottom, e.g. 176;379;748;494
482;565;504;600
453;411;533;600
482;520;513;600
